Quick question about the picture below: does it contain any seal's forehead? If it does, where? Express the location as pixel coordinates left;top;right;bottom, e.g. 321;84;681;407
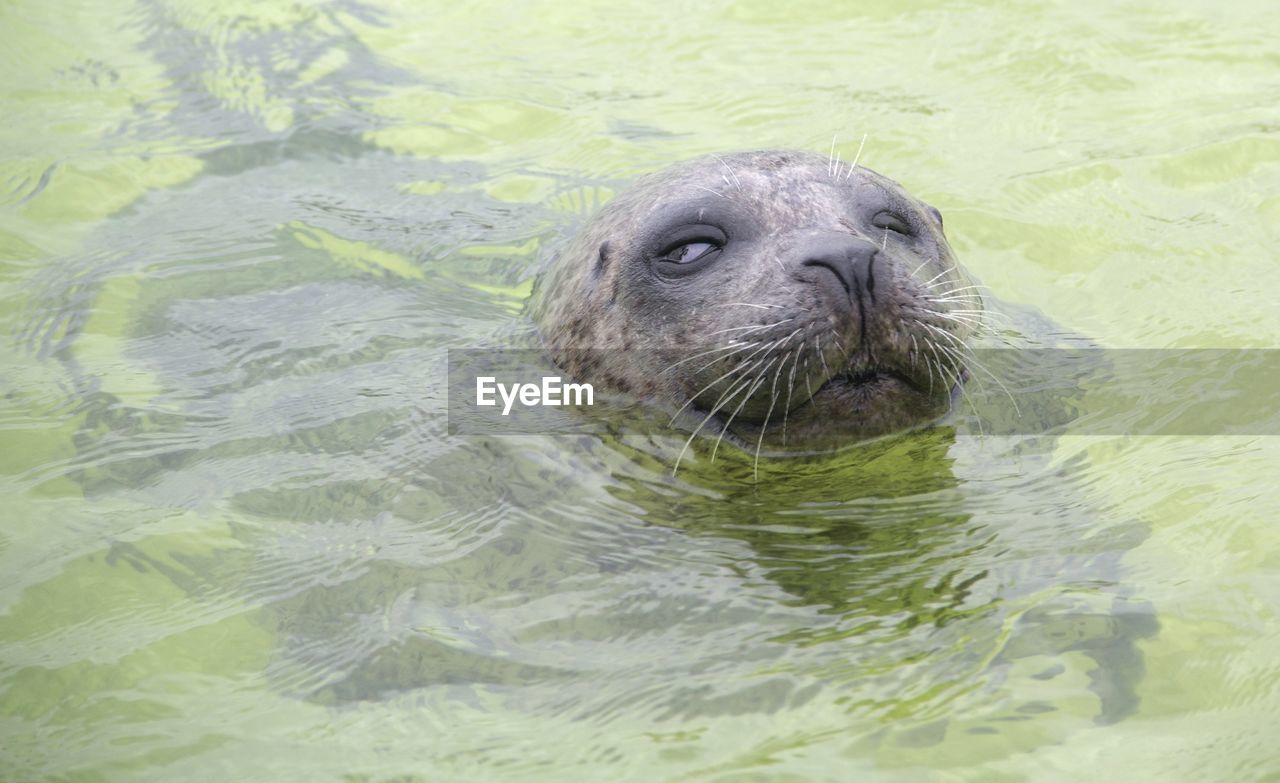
672;150;906;203
598;149;930;238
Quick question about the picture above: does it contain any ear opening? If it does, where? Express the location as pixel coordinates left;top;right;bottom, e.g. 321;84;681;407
592;241;611;280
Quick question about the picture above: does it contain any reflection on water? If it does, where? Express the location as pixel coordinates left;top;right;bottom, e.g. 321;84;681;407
1;0;1277;779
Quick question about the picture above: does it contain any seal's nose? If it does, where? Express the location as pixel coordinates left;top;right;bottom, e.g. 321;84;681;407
801;237;878;303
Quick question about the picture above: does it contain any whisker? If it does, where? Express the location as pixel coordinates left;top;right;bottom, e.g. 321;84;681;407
842;132;868;181
916;333;934;395
704;319;793;338
919;263;959;288
926;283;992;297
782;338;803;445
925;336;948;397
662;340;755;374
923;323;1019;414
943;308;996;316
753;348;792;481
931;339;989;437
682;341;765;377
828;328;846;356
815;335;832;381
950;359;985;439
916;310;1000;333
925;295;985;306
712;154;743;192
712;358;777;463
673;361;768;475
667;338;780;424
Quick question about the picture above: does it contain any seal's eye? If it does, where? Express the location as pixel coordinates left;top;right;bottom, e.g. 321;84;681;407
872;211;913;236
652;226;727;277
661;241;720;265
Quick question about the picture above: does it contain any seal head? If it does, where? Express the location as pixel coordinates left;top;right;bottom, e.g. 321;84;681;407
531;149;978;452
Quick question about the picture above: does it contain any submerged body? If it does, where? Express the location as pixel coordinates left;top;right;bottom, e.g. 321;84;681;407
531;149;980;452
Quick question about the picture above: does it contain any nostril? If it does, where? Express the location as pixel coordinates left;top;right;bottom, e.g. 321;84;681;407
803;257;854;295
802;248;875;301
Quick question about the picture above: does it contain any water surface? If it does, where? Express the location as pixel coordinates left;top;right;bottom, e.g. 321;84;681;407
2;1;1278;780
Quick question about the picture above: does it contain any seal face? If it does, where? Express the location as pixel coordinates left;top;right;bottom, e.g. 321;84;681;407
531;149;979;452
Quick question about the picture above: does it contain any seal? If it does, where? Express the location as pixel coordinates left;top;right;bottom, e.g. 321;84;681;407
530;149;983;454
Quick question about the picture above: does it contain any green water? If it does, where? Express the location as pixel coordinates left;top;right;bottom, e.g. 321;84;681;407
2;0;1278;780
